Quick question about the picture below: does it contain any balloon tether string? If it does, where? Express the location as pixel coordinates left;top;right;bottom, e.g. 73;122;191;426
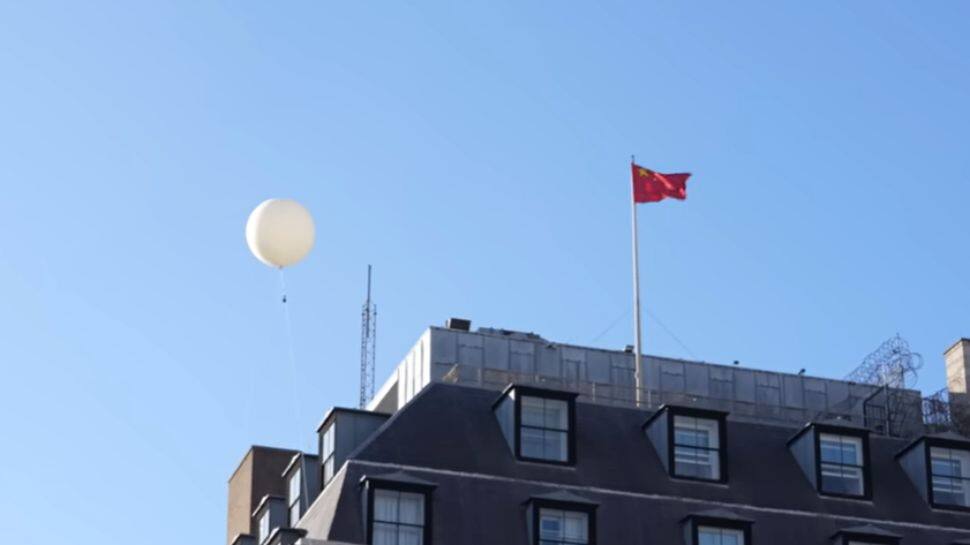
278;268;312;512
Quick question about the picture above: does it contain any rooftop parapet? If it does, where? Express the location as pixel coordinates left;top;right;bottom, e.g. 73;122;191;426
369;325;927;436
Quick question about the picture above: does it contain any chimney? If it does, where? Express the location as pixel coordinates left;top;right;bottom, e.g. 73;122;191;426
945;339;970;396
945;339;970;435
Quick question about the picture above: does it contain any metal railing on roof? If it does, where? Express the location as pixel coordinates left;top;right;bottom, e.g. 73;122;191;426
437;363;968;438
439;363;868;429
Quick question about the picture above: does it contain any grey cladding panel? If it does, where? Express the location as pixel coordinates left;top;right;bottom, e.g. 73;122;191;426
494;395;515;455
644;413;670;472
827;381;851;411
783;375;805;408
509;340;535;374
789;431;817;489
684;363;710;396
804;378;827;411
897;443;929;501
562;347;586;382
756;372;782;406
734;370;756;403
586;351;610;383
710;366;734;399
659;361;685;393
331;411;389;478
430;329;457;365
483;337;509;370
458;333;484;367
537;345;560;378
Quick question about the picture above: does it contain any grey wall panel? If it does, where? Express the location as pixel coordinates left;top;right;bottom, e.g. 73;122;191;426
457;332;484;367
784;375;805;408
660;361;685;393
586;350;611;383
537;345;560;378
509;340;535;374
734;369;756;403
483;336;510;370
684;363;710;396
789;431;817;489
430;329;457;365
562;346;586;382
897;443;929;501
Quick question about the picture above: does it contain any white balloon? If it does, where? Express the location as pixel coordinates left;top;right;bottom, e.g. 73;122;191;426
245;199;316;268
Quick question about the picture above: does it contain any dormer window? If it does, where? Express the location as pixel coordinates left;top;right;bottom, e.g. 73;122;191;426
526;491;597;545
898;432;970;510
682;509;752;545
538;507;589;544
494;385;577;465
644;405;728;483
362;472;436;545
252;495;286;545
788;421;870;500
521;396;570;462
673;415;722;481
819;433;865;496
321;423;336;485
930;446;970;507
831;524;901;545
258;511;270;544
287;468;301;526
697;526;744;545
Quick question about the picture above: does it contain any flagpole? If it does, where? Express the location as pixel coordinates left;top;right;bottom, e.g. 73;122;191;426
630;155;646;408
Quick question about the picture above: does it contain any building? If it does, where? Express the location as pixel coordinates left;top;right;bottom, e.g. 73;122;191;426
226;321;970;545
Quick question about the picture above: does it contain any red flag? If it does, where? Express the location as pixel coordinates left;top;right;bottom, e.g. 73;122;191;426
632;164;692;203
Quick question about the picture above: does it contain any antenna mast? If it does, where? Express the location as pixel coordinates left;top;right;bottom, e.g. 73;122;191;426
359;265;377;409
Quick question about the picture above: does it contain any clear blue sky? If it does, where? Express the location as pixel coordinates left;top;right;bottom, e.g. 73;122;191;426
2;2;969;543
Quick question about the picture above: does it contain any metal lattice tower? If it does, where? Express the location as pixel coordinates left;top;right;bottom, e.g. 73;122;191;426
359;265;377;409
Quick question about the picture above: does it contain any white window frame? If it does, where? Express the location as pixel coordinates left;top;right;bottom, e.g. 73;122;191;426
537;507;589;545
930;446;970;507
258;511;270;544
371;488;427;545
322;424;336;485
673;415;722;480
519;395;570;463
819;433;865;496
697;525;745;545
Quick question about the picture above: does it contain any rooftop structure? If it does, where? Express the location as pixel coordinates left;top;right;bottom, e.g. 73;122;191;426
227;320;970;545
369;322;927;436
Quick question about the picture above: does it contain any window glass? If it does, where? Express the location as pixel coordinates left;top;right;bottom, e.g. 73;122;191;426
322;424;336;484
258;511;270;544
697;526;743;545
819;433;864;496
673;415;721;480
372;489;425;545
930;446;970;507
520;396;569;462
288;468;301;503
538;508;588;545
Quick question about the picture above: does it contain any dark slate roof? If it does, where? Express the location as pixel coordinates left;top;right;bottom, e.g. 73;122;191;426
685;508;754;523
834;524;902;538
896;430;970;458
359;470;436;488
299;383;970;545
529;489;598;506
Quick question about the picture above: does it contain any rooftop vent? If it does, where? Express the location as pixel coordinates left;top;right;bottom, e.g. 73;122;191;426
445;317;471;331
